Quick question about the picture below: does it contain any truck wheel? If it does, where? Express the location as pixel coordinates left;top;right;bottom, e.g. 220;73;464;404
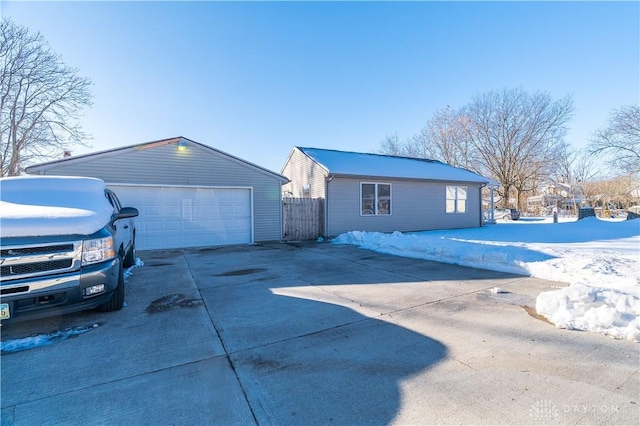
123;239;136;268
99;261;125;312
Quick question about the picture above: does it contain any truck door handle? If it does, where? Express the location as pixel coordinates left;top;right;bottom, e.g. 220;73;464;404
124;225;129;229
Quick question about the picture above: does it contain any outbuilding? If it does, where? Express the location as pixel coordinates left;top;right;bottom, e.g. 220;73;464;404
26;137;288;250
281;147;496;237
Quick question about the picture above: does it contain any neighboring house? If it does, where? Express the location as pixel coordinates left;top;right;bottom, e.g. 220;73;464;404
527;182;586;215
26;137;288;250
281;147;497;237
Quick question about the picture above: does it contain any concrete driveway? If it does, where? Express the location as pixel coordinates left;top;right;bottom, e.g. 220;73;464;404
1;241;638;425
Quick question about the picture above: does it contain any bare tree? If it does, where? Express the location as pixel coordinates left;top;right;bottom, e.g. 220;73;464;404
411;106;480;171
553;146;598;186
548;146;599;211
378;132;407;156
378;106;482;174
583;175;640;211
462;88;574;209
1;18;92;176
588;104;640;175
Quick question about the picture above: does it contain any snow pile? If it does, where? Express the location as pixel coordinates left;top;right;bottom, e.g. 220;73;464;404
333;217;640;342
0;176;114;238
0;324;99;354
124;257;145;280
536;284;640;341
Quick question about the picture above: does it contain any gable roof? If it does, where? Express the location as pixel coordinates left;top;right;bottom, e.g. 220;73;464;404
25;137;288;183
296;147;497;185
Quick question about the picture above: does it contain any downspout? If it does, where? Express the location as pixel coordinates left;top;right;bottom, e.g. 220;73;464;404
281;178;290;242
325;174;333;237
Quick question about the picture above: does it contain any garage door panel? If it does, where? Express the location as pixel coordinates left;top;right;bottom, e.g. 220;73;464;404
164;220;182;231
145;205;163;216
163;205;181;216
144;221;163;232
108;185;252;250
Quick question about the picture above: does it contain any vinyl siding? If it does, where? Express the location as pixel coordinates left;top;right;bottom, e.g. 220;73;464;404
281;148;327;199
326;177;482;236
30;143;283;242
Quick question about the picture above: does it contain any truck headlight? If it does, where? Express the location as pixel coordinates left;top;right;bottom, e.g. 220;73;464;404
82;237;115;265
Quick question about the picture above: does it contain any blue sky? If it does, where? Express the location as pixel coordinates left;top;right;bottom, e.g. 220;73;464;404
2;1;638;173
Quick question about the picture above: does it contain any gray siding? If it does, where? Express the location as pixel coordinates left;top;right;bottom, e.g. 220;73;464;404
326;177;482;236
281;149;327;199
31;143;283;242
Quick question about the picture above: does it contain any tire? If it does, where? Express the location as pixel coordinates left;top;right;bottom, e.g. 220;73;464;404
503;215;511;221
100;261;125;312
123;238;136;268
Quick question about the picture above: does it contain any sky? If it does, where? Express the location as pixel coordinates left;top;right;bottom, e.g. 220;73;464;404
2;1;638;174
333;216;640;342
3;214;638;352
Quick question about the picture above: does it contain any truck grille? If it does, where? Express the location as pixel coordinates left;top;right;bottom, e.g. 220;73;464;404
0;242;81;282
1;259;74;277
1;244;75;257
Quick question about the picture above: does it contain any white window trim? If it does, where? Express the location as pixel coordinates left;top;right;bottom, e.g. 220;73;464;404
446;185;468;214
360;182;392;216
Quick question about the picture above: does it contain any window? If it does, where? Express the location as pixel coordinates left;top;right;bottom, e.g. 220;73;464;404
446;186;467;213
361;183;391;215
105;190;122;211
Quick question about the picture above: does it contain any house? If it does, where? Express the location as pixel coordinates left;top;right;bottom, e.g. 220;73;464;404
527;181;587;215
25;137;288;250
281;147;497;237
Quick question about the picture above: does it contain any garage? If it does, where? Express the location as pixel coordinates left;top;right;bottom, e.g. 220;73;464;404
25;137;288;249
109;185;253;250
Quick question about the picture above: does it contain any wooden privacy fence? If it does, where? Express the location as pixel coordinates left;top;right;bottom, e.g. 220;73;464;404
283;197;323;241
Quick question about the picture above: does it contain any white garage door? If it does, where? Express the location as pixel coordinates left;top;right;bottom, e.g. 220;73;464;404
108;185;252;250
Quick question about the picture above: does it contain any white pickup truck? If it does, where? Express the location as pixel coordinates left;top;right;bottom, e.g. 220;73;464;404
0;176;138;322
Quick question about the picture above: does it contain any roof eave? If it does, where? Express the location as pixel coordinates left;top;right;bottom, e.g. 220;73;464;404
296;147;331;175
26;137;289;184
328;172;493;185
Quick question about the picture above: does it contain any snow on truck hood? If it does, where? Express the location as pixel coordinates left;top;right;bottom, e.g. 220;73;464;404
0;176;114;238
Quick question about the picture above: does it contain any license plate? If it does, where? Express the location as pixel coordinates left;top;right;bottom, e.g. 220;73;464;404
0;303;10;320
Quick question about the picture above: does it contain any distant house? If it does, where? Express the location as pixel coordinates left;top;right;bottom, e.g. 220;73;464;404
26;137;288;250
527;182;587;215
281;147;497;237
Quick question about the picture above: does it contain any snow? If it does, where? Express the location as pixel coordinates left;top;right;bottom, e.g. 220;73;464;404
0;324;99;353
298;147;497;184
0;176;114;238
333;216;640;342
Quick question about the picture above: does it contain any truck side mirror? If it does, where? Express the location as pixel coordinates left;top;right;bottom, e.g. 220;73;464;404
117;207;139;219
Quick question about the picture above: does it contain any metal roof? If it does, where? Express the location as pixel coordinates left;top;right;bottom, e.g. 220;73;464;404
297;147;497;185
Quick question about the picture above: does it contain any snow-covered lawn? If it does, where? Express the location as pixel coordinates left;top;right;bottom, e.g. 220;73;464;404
333;217;640;342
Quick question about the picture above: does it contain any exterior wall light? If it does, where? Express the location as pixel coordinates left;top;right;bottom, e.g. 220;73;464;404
177;139;187;152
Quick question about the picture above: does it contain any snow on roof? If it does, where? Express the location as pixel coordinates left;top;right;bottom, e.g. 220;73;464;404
0;176;115;238
298;147;496;184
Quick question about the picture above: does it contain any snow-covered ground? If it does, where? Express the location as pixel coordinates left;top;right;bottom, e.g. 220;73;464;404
333;217;640;342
